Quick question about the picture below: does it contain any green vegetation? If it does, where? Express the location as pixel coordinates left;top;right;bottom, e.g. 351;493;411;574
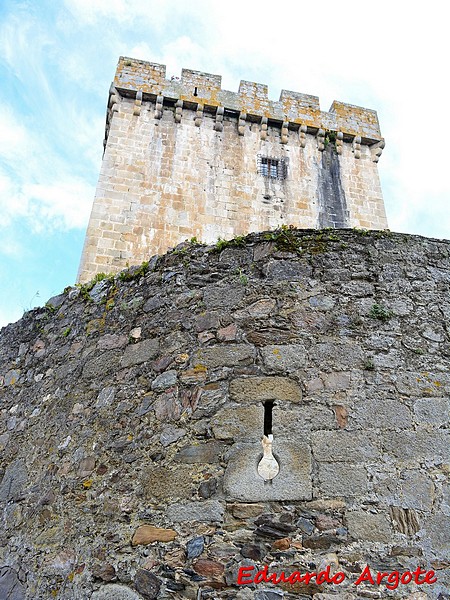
264;225;339;255
118;261;149;282
353;227;370;236
236;268;248;285
352;227;392;239
369;303;393;321
364;358;375;371
324;130;337;148
75;272;115;302
212;235;247;253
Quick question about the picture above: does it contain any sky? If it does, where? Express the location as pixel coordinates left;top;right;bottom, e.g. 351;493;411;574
0;0;449;327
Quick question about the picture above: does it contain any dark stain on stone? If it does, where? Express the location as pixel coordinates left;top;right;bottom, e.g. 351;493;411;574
317;145;348;228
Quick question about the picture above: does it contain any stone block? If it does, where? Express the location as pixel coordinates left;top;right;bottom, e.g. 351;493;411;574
255;591;284;600
153;390;181;421
264;259;312;281
308;295;336;311
382;430;449;464
0;566;25;600
0;459;28;503
347;510;392;542
317;463;368;497
211;405;263;441
132;525;177;545
194;311;221;332
413;397;449;426
46;293;65;309
121;338;159;367
314;594;356;600
82;351;121;378
234;298;277;319
91;584;143;600
272;405;335;438
159;426;186;447
203;284;245;309
394;470;435;511
96;386;116;408
230;503;264;519
134;570;161;600
308;341;362;368
229;376;301;403
143;295;166;312
224;440;312;501
424;512;450;554
217;323;237;341
352;398;412;429
321;371;351;390
389;506;420;535
142;466;196;501
151;369;177;391
97;334;128;350
260;344;307;372
312;431;380;462
194;344;255;368
166;500;224;523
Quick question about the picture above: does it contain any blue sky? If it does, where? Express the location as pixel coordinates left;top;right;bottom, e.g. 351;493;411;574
1;0;449;327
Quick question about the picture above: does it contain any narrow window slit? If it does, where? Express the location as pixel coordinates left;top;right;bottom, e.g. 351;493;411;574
263;400;274;436
194;87;198;96
258;400;280;482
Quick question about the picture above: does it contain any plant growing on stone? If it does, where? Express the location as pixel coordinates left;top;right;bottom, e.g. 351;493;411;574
75;272;113;302
212;235;247;253
118;261;149;281
187;236;205;245
353;227;370;236
236;268;248;285
364;358;375;370
265;225;338;256
324;130;337;148
369;303;393;321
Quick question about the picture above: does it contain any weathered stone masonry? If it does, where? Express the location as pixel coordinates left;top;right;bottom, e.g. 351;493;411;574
78;57;387;282
1;229;449;599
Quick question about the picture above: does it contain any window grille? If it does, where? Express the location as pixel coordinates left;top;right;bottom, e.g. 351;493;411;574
257;155;288;180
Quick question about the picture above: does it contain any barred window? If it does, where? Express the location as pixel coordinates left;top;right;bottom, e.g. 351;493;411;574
258;156;288;180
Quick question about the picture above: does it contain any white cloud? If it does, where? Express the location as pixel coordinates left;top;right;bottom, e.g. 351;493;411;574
63;0;175;27
0;109;30;161
23;180;94;230
0;169;94;233
0;105;95;232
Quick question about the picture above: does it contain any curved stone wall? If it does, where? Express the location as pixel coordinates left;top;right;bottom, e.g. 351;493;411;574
0;229;449;599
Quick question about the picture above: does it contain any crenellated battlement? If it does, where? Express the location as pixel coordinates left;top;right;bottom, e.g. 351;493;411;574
113;56;382;142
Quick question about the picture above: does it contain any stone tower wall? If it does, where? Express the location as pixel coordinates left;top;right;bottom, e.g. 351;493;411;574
1;229;449;599
77;58;387;283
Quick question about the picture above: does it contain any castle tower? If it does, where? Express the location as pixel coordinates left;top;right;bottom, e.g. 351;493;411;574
78;57;387;282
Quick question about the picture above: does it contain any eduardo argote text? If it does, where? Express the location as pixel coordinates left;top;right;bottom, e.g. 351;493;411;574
237;564;437;591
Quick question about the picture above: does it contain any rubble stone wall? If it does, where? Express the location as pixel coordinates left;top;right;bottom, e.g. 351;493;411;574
1;229;449;599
